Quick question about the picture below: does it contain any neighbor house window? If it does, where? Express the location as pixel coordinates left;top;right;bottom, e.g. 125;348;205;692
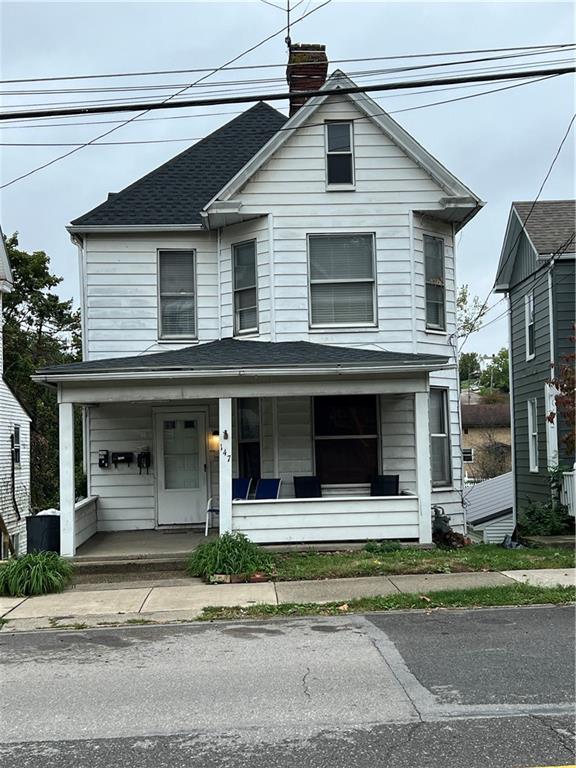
527;398;538;472
430;389;451;487
159;250;196;337
237;398;261;483
12;425;20;465
233;240;258;334
525;292;535;359
462;448;474;463
308;234;375;326
424;235;446;331
325;122;354;185
314;395;378;484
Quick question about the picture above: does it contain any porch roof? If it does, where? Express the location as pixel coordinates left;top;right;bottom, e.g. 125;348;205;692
36;338;449;383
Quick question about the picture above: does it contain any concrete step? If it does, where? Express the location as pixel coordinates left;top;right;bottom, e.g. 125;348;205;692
71;555;189;585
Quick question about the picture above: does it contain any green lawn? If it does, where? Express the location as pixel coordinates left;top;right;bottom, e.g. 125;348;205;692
268;544;575;582
199;583;576;621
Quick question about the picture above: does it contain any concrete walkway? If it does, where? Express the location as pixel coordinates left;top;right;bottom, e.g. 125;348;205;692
0;569;574;632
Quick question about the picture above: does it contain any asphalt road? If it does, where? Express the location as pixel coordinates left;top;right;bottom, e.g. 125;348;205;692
1;605;574;767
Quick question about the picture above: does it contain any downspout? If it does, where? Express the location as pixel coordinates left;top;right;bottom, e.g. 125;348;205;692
268;213;276;341
507;292;517;530
217;227;222;339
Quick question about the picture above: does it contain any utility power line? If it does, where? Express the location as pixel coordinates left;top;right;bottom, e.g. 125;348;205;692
1;65;573;122
1;42;572;84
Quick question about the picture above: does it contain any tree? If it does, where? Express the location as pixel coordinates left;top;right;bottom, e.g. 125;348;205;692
2;233;83;510
456;285;489;340
459;351;481;385
548;326;576;456
479;347;509;393
473;435;512;479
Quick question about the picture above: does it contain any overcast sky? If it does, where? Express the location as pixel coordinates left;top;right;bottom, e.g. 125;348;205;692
1;0;574;356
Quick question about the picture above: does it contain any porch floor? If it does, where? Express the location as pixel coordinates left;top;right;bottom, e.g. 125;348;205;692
75;529;216;561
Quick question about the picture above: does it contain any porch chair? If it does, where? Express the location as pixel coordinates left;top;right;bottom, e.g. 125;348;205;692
370;474;400;497
204;478;252;536
254;478;282;500
293;476;322;498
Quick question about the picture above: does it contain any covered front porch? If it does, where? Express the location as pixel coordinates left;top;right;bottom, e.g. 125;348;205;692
34;339;450;557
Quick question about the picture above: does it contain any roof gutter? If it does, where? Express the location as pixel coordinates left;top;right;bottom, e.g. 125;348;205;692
66;224;204;234
33;361;452;386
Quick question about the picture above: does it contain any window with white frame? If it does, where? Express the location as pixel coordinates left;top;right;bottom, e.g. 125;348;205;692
424;235;446;331
12;425;20;465
525;292;535;359
233;240;258;334
308;234;376;326
237;398;261;483
325;122;354;186
430;389;452;487
462;447;474;463
527;398;538;472
159;250;196;338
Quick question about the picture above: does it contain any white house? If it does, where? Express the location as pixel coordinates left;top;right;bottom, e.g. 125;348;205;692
34;44;484;557
0;228;31;557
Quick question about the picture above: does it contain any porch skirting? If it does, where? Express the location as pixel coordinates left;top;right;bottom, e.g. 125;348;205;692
232;495;419;543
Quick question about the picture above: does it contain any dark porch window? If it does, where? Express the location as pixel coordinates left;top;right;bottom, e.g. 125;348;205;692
314;395;378;484
237;398;261;483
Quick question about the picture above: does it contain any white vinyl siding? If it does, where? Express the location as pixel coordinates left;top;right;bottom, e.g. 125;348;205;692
430;388;451;487
233;240;258;334
527;398;538;472
308;233;376;326
0;379;30;554
158;250;196;338
525;291;535;360
424;234;446;331
325;121;354;186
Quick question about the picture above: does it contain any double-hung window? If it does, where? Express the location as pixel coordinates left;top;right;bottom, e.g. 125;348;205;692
525;292;535;359
237;398;261;483
325;122;354;186
430;389;451;487
159;250;196;338
462;447;474;463
233;240;258;334
314;395;378;484
424;235;446;331
527;398;538;472
12;425;20;465
308;234;376;326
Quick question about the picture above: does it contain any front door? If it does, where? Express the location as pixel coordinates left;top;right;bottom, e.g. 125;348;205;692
155;411;207;525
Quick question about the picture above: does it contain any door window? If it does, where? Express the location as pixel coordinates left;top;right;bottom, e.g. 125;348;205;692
163;419;200;489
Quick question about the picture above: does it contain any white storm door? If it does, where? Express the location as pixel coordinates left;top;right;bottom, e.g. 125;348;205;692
156;412;207;525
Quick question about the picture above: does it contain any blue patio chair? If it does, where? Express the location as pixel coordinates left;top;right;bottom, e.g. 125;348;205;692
254;478;282;500
232;477;251;500
370;475;400;497
293;476;322;498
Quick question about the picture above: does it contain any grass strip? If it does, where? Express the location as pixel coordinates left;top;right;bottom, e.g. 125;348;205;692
270;545;575;581
198;584;576;622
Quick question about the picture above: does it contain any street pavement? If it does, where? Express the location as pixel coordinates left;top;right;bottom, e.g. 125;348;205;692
0;605;574;767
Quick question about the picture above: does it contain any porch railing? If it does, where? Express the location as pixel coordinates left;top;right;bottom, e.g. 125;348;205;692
75;496;98;548
561;468;576;517
231;494;419;544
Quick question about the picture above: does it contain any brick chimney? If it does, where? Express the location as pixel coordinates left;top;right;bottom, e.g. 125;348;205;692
286;43;328;116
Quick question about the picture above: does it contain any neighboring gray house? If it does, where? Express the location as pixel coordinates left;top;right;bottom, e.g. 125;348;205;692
0;229;31;557
34;45;485;556
494;200;575;517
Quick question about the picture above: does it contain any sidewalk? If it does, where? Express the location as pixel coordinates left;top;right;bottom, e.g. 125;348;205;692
1;569;574;632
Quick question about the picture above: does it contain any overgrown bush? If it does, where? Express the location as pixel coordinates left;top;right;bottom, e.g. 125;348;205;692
0;552;73;597
518;501;573;537
364;540;403;554
187;532;274;580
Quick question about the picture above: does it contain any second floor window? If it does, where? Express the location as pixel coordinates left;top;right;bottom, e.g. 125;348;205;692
424;235;446;331
525;292;535;359
325;122;354;185
12;425;21;465
308;234;376;327
159;250;196;338
233;240;258;334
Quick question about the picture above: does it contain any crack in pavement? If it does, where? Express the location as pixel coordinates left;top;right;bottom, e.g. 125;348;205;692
530;714;576;757
302;667;311;700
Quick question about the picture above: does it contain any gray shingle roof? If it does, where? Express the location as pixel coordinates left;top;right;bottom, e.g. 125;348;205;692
70;103;288;227
513;200;575;255
37;338;448;377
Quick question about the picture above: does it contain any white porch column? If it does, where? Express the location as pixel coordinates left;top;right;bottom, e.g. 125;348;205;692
414;391;432;544
218;397;233;534
58;401;76;557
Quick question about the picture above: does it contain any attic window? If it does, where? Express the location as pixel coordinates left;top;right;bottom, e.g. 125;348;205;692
325;122;354;186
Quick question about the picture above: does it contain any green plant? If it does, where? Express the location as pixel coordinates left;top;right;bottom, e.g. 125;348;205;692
518;500;572;537
364;540;403;554
187;532;274;580
0;552;73;596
